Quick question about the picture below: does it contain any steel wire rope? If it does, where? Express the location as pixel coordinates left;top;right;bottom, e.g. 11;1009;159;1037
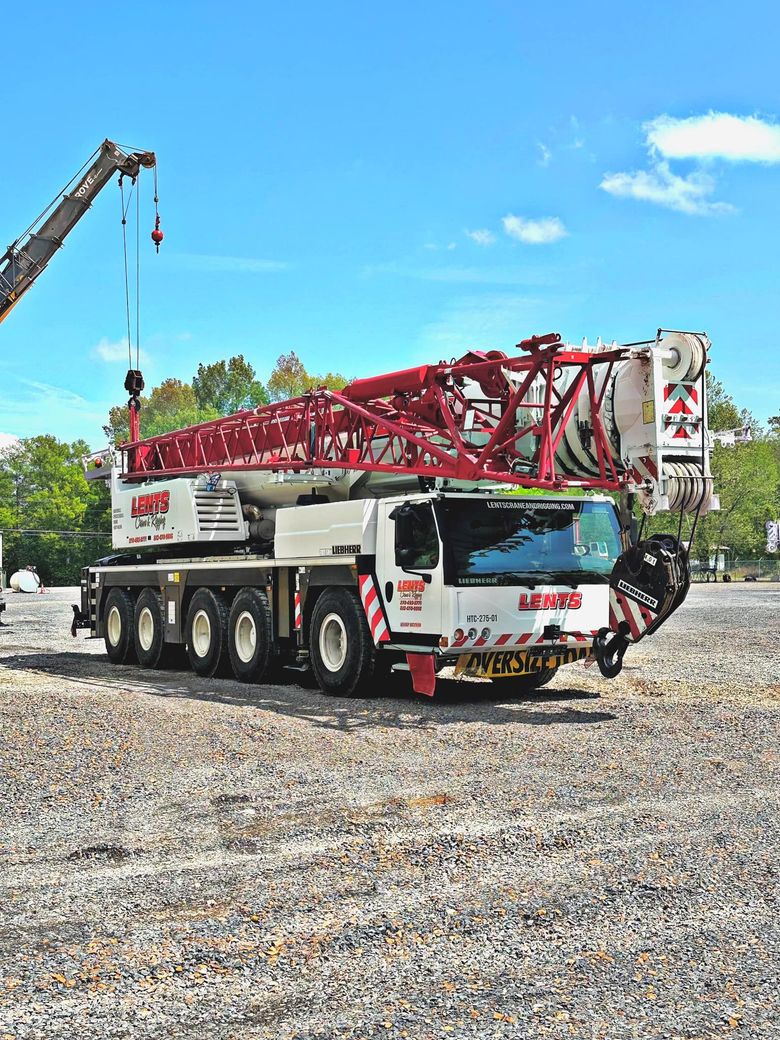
136;174;141;370
118;179;135;370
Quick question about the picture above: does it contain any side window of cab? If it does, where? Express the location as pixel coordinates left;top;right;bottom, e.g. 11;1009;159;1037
390;501;440;569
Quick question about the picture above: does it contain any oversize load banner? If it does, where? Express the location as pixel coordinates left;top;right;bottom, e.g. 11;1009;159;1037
455;645;589;678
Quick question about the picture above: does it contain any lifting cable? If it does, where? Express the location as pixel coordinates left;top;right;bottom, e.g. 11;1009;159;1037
136;174;141;370
118;161;161;384
118;177;135;370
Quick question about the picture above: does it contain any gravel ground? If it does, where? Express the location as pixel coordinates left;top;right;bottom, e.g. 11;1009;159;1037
0;584;778;1039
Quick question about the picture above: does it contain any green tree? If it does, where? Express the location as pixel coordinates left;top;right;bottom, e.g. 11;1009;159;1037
193;355;269;414
706;371;743;432
690;440;780;561
267;351;310;401
103;378;219;443
311;370;349;392
267;352;349;401
0;436;111;584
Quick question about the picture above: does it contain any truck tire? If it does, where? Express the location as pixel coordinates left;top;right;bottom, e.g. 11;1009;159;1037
103;588;136;665
228;587;274;684
134;588;170;669
496;665;558;695
186;589;229;678
309;587;376;697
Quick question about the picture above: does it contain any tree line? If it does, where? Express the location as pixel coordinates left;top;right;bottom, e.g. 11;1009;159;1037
0;356;778;584
1;352;346;583
104;352;347;443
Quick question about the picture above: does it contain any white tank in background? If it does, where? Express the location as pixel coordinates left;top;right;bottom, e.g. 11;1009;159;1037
10;569;41;593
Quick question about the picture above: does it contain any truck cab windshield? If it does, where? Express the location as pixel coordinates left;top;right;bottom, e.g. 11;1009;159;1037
435;497;621;586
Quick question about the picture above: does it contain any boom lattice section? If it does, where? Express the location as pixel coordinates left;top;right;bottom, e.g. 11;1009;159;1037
122;335;630;491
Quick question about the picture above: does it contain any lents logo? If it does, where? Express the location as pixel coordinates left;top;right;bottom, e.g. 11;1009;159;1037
518;591;582;610
131;491;170;518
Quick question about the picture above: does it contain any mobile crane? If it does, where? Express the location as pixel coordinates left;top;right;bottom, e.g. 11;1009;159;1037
0;139;158;325
74;328;717;696
0;139;156;615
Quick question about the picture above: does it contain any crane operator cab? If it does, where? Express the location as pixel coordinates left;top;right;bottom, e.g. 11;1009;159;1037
378;492;622;690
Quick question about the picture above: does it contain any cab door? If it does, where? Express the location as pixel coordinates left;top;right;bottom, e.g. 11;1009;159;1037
376;500;444;640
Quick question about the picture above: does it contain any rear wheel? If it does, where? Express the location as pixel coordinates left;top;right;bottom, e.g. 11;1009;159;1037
309;587;376;697
228;587;274;683
134;588;170;669
495;665;558;695
103;588;136;664
186;589;229;677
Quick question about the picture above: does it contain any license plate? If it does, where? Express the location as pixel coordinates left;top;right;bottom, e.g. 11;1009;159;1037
455;646;590;678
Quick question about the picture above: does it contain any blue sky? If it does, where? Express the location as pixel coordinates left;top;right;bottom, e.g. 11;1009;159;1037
1;0;779;448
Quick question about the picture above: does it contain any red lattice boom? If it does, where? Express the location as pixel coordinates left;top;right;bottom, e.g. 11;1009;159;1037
122;334;630;491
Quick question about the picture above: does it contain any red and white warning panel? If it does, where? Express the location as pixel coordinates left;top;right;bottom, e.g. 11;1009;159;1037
358;574;390;644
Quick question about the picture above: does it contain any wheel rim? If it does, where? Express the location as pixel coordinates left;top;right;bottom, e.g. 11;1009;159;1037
319;612;347;672
138;606;155;652
234;610;256;663
107;605;122;646
192;609;212;658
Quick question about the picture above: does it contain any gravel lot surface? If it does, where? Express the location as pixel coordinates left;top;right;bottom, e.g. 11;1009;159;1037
0;584;779;1039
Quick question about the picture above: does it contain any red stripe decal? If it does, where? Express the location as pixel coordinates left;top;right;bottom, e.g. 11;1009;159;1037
370;611;384;637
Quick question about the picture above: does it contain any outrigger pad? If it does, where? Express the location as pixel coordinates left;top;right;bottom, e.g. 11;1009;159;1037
595;535;690;677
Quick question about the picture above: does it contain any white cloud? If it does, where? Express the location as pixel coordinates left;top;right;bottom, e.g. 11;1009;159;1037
363;261;552;286
423;241;457;251
0;432;19;452
92;337;150;364
537;143;552;166
646;112;780;164
502;215;568;245
600;161;735;216
175;254;289;273
465;228;496;246
601;110;780;216
417;290;584;358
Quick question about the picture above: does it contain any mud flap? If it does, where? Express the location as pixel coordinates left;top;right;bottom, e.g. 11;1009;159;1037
595;535;690;678
406;652;436;697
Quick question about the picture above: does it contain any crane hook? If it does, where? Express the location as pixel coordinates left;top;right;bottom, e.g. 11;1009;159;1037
151;213;164;253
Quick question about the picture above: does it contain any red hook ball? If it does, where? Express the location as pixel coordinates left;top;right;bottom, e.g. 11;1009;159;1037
151;228;164;246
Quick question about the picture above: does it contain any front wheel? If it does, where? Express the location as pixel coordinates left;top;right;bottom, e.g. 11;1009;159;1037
309;588;377;697
186;589;229;678
494;665;558;696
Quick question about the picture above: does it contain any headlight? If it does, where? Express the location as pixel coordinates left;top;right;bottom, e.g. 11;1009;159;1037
481;626;491;640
